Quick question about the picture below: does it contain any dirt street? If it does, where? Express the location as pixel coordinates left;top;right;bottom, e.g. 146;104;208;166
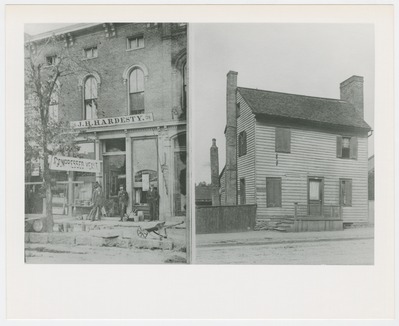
196;237;374;265
25;243;187;264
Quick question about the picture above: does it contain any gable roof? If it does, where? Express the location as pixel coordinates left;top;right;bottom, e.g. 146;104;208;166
237;87;371;130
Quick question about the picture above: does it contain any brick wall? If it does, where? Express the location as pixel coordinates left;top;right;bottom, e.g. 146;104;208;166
26;23;187;123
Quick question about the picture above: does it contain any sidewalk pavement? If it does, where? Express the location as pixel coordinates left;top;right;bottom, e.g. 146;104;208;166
196;226;374;248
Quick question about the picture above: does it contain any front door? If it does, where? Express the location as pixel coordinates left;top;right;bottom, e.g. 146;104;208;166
308;178;323;216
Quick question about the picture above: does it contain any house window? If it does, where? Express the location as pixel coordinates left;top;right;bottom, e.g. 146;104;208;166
337;136;358;159
340;179;352;206
238;131;247;157
236;103;241;118
46;55;58;66
240;178;246;205
275;128;291;153
84;76;98;120
127;36;144;50
129;68;145;115
266;177;282;207
84;46;98;59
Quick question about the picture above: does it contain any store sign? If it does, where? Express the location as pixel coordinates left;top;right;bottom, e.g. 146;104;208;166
70;113;154;129
49;155;101;173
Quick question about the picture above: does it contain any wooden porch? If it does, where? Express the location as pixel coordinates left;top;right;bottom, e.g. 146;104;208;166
274;203;343;232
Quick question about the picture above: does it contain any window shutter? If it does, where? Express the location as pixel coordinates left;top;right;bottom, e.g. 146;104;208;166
275;128;282;152
243;131;247;155
347;180;352;206
350;137;358;159
266;178;282;207
336;136;343;158
276;128;290;153
284;129;291;153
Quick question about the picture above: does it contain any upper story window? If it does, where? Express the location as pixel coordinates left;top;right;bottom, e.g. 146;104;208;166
84;46;98;59
127;35;144;51
236;103;241;118
84;76;98;120
129;68;145;115
337;136;358;159
275;128;291;153
46;55;59;66
238;131;247;157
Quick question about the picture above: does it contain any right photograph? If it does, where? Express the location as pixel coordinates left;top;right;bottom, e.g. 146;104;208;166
193;24;375;265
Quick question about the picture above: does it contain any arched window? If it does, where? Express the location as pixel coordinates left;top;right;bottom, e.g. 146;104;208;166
129;68;145;115
84;76;98;120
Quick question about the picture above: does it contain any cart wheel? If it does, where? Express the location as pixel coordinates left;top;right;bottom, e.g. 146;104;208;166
33;219;44;233
137;227;148;238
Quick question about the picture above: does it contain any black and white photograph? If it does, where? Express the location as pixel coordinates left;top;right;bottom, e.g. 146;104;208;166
193;23;375;264
4;3;395;321
24;23;189;264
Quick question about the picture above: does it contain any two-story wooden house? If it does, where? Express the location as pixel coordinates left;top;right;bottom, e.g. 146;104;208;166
220;71;371;231
25;23;187;221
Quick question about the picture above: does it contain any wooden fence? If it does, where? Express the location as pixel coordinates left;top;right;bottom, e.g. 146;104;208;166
196;204;257;234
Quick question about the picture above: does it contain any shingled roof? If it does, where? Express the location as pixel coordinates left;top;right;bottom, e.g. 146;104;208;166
237;87;371;130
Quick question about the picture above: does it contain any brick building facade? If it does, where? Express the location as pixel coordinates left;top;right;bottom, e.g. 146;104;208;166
25;23;187;220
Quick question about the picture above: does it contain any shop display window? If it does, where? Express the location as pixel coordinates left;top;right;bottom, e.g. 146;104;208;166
132;138;158;205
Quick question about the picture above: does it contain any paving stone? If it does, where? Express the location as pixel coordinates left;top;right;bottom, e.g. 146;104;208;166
75;235;93;246
90;237;104;247
29;233;48;244
118;238;131;248
132;238;174;250
48;233;76;245
103;237;120;247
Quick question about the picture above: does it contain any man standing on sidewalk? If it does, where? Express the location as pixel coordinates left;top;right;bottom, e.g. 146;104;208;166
118;185;129;222
147;185;159;221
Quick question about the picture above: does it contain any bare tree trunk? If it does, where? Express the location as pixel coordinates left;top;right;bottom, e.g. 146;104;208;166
43;151;54;232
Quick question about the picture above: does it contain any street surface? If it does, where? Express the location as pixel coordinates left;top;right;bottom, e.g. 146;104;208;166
25;243;187;264
196;227;374;265
25;215;188;264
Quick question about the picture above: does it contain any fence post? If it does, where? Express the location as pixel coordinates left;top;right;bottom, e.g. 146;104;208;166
330;205;333;218
294;202;298;220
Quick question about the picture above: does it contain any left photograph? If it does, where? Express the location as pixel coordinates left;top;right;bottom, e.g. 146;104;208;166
24;23;189;264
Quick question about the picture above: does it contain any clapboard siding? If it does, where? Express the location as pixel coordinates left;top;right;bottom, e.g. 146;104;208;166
237;93;256;204
255;121;368;223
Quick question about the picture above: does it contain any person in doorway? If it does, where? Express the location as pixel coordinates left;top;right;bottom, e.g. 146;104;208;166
118;185;129;222
147;185;159;221
90;182;104;221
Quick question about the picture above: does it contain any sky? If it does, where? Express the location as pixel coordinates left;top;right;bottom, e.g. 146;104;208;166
25;23;76;35
192;23;375;184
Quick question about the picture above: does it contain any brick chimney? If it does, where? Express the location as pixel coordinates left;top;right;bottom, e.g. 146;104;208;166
340;75;364;118
225;71;238;205
210;138;220;206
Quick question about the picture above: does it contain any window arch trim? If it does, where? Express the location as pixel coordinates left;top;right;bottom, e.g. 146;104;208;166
122;63;149;84
78;71;101;88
